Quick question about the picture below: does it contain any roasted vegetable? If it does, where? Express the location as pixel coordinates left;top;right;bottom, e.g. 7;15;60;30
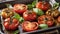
38;15;54;27
1;8;14;19
57;16;60;23
22;21;38;32
4;18;19;31
46;9;59;17
36;1;50;11
23;10;36;21
13;4;27;15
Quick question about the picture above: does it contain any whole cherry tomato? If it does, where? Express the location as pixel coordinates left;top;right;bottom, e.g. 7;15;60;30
23;10;36;21
4;18;19;31
36;1;50;11
13;4;27;14
38;15;54;27
22;21;38;32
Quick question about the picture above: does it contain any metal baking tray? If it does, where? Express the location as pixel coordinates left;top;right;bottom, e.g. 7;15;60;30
0;0;60;34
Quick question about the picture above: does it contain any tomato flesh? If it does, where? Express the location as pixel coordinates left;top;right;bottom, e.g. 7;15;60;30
4;18;19;31
22;21;38;32
36;1;50;11
13;4;27;14
23;11;36;21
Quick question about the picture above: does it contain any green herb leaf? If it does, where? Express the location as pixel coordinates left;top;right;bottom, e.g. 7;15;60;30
32;0;38;7
27;4;33;10
39;24;48;29
19;17;24;23
13;13;21;20
53;3;59;9
33;8;44;16
27;0;38;10
13;12;24;23
13;30;19;34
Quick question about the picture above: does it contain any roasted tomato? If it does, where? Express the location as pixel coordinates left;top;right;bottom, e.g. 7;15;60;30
46;21;53;27
57;16;60;23
13;4;27;14
38;15;54;27
4;18;19;31
22;21;38;32
46;9;59;17
1;8;14;19
36;1;50;11
23;10;36;21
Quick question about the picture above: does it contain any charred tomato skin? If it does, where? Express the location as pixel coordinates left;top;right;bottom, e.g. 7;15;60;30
38;15;54;27
36;1;50;11
4;18;19;31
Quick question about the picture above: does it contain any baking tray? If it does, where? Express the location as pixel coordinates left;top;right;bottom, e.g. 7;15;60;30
0;0;60;34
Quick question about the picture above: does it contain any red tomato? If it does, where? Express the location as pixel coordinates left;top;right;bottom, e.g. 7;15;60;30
13;4;27;14
36;1;50;11
38;15;54;27
4;18;19;31
57;16;60;23
22;21;38;32
23;10;36;21
46;21;53;27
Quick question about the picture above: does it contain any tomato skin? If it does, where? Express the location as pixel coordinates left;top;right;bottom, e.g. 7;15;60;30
4;22;10;30
57;16;60;23
38;15;54;27
46;21;53;27
4;18;19;31
13;4;27;14
23;11;36;21
22;21;38;32
1;8;14;19
36;1;50;11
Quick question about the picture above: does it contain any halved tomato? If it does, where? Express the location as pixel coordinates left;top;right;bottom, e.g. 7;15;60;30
36;1;50;11
38;15;54;27
23;10;36;21
22;21;38;32
13;4;27;14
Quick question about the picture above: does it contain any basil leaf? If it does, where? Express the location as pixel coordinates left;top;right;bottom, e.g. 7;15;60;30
33;8;44;16
53;3;59;9
13;13;21;20
27;0;38;10
32;0;38;7
19;17;24;23
38;9;44;16
13;13;24;23
13;30;19;34
39;24;48;29
27;4;33;10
